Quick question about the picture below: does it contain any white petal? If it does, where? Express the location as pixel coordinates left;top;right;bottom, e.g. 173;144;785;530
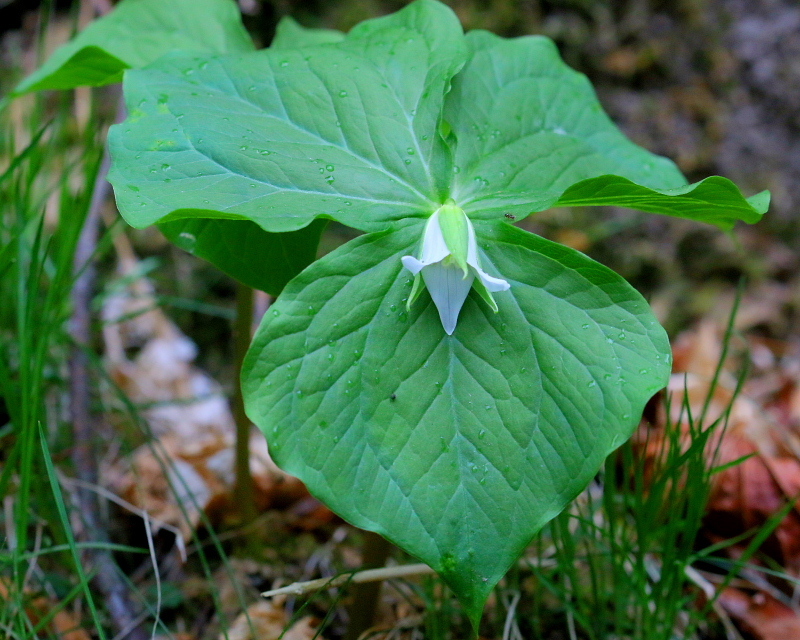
465;214;481;269
421;262;474;335
475;267;510;292
464;211;510;292
400;211;450;276
401;255;425;275
418;210;450;266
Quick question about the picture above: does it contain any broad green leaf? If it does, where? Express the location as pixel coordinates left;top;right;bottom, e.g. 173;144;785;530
14;0;323;294
158;218;326;295
554;175;768;229
457;175;769;231
13;0;253;95
444;31;765;228
271;17;345;49
108;0;466;234
242;221;671;621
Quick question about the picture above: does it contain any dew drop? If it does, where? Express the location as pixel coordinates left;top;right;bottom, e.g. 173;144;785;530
325;175;335;185
326;164;335;172
339;90;348;97
280;60;289;67
404;159;412;165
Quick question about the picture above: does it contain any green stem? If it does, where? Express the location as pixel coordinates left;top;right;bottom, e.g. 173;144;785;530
232;281;256;528
343;531;394;640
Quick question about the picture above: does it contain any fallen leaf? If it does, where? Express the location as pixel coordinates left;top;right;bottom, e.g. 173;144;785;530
719;587;800;640
223;600;324;640
103;237;317;538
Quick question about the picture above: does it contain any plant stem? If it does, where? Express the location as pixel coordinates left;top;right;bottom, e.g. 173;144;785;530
343;531;394;640
262;563;435;599
232;281;257;527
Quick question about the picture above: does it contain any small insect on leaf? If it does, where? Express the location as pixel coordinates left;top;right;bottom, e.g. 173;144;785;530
390;393;397;401
504;213;516;220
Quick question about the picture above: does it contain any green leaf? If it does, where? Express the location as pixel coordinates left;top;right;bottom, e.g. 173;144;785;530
554;175;769;230
108;0;466;234
13;0;253;95
158;218;326;295
242;221;671;621
271;16;345;49
444;31;765;228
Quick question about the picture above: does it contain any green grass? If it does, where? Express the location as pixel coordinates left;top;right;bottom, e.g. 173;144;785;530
0;83;102;635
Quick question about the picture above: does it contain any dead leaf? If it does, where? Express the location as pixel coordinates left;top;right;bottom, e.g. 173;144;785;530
0;579;91;640
103;237;315;538
719;588;800;640
640;319;800;572
223;600;324;640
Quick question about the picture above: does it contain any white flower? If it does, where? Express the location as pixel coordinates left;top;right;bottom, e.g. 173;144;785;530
401;202;510;335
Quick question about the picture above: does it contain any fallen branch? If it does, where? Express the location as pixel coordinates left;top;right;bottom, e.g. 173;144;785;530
261;563;436;599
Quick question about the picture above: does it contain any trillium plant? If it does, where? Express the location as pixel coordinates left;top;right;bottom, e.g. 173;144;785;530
16;0;768;624
402;202;510;334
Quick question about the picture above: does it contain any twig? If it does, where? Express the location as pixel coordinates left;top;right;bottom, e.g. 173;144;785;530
261;563;435;599
68;86;150;640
